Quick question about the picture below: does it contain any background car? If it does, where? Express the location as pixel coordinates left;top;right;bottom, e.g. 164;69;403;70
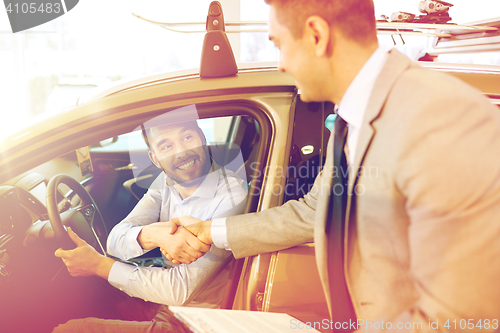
1;2;500;332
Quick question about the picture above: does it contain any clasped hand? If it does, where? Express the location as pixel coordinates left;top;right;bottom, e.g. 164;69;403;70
138;217;211;265
160;216;213;265
55;217;211;277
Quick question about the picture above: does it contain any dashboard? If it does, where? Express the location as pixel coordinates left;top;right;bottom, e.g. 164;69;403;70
0;172;67;235
0;149;139;289
0;184;46;236
0;148;139;331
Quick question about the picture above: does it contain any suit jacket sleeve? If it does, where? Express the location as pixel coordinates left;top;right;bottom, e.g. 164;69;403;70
225;172;323;258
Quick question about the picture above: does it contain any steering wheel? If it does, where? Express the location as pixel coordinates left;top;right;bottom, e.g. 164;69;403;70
46;174;107;254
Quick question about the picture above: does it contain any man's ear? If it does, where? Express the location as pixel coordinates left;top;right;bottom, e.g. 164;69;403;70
148;150;162;169
197;128;207;146
304;15;331;57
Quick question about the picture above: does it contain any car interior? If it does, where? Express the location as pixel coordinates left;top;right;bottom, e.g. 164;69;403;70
0;98;334;332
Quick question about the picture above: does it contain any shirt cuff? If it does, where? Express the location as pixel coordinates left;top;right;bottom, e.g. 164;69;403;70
128;225;147;258
211;218;231;250
108;261;137;292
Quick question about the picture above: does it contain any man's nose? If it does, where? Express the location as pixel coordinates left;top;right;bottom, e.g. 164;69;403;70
173;142;189;158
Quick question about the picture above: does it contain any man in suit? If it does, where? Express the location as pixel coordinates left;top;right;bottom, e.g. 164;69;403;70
167;0;500;331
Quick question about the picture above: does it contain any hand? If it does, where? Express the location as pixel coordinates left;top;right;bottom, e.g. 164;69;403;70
138;221;210;265
54;227;114;279
169;216;214;245
164;216;213;264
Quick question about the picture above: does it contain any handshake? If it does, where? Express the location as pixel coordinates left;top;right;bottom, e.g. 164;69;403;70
138;216;214;265
54;216;215;280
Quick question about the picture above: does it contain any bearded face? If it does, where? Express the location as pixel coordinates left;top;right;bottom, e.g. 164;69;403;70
148;124;210;187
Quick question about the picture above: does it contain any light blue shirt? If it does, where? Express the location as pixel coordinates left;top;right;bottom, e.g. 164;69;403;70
107;164;248;308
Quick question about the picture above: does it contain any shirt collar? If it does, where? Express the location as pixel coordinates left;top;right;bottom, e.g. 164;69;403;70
337;46;390;128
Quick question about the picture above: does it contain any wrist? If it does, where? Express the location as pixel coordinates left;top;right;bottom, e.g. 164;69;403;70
137;225;157;250
201;220;213;244
96;256;115;280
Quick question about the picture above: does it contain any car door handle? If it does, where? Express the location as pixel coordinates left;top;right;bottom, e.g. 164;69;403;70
115;163;137;171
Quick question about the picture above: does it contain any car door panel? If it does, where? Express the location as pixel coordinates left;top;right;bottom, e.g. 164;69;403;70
232;98;332;323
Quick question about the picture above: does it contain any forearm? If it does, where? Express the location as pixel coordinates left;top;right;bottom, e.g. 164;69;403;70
226;198;315;258
107;188;162;259
107;222;147;260
108;248;232;306
224;167;323;257
109;263;189;306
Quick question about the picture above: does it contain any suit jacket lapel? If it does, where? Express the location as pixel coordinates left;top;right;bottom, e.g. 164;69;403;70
347;49;413;194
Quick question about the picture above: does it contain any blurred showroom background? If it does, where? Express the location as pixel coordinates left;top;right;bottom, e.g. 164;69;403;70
0;0;499;137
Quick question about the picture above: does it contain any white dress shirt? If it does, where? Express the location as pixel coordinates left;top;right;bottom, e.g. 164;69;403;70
337;46;390;165
107;164;248;308
211;46;390;250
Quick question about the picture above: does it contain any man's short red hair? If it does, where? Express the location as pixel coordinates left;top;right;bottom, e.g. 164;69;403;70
265;0;377;44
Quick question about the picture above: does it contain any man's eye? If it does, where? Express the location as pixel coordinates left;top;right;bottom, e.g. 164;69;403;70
162;144;172;151
184;135;193;141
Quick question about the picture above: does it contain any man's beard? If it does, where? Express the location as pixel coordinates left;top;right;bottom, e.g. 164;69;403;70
160;147;210;187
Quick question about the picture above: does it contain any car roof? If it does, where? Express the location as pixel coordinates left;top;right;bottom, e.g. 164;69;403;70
77;62;282;105
0;66;295;152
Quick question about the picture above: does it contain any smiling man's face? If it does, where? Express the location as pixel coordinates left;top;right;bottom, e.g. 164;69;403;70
148;123;210;188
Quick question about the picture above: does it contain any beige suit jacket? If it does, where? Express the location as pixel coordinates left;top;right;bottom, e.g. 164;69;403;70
226;49;500;331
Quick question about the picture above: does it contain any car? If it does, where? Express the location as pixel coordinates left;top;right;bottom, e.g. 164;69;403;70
1;2;500;332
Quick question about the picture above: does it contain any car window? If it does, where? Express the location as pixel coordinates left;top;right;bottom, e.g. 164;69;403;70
90;117;235;153
79;105;270;232
4;111;267;245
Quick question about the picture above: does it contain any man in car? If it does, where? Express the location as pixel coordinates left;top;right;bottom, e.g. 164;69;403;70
166;0;500;332
53;115;248;332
